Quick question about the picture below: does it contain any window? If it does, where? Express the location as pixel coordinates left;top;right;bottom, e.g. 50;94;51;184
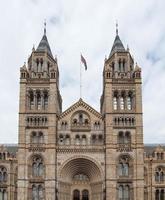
73;190;80;200
118;131;131;144
113;97;118;110
43;91;48;109
127;96;132;110
29;91;34;109
0;167;7;183
82;189;89;200
32;156;44;177
155;189;164;200
65;135;70;145
120;96;124;110
32;184;44;200
118;156;131;177
118;185;130;200
31;132;44;144
75;135;80;145
0;189;7;200
155;167;164;182
36;92;41;110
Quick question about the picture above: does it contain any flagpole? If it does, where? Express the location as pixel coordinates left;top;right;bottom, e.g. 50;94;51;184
80;54;82;98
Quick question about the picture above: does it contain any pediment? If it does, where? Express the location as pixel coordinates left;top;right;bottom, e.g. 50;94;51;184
59;98;102;120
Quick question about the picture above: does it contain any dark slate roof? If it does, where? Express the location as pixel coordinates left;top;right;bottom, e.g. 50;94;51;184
109;34;125;57
36;34;53;58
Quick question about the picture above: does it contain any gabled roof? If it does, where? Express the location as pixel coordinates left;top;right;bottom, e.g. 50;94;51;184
36;34;53;58
109;34;125;58
59;98;102;120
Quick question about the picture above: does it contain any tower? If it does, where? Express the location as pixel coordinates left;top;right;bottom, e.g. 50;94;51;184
101;25;144;199
17;25;62;200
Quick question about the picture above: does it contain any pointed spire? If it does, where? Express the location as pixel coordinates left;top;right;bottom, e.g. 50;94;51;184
44;19;46;35
109;22;125;58
116;20;118;35
36;21;53;58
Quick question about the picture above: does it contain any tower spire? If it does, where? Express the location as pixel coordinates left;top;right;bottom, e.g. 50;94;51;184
116;20;118;35
44;19;46;35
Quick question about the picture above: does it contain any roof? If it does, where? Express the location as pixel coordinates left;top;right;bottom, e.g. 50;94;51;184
59;98;102;120
109;34;125;57
36;34;53;58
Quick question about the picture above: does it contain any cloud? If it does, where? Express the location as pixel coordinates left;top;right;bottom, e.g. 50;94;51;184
0;0;165;143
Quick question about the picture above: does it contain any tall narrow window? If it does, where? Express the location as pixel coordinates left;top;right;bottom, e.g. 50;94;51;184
32;157;44;177
36;92;41;110
118;156;130;177
32;184;44;200
120;96;124;110
113;97;118;110
127;96;132;110
79;113;83;124
43;91;48;109
0;167;7;183
29;91;34;109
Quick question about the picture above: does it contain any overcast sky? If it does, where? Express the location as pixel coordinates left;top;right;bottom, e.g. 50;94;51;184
0;0;165;144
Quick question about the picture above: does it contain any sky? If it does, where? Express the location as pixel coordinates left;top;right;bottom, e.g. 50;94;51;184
0;0;165;144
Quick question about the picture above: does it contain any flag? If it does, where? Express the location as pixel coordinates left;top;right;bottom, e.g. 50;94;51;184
81;54;87;70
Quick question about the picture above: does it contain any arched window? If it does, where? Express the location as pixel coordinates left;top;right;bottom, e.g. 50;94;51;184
118;185;130;200
73;189;80;200
36;91;41;110
91;134;96;144
43;91;48;109
82;189;89;200
32;156;44;177
32;184;44;200
120;96;124;110
82;135;87;145
113;96;118;110
75;135;80;145
31;132;44;144
155;189;165;200
65;135;70;145
79;113;83;124
155;167;164;182
127;92;133;110
118;132;124;144
0;166;7;183
118;156;131;177
125;132;131;144
29;91;34;109
0;189;7;200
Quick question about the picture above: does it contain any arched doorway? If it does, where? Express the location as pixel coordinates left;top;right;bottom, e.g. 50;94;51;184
58;157;103;200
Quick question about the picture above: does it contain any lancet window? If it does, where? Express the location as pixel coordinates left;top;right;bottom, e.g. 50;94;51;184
155;189;165;200
32;184;44;200
0;189;7;200
118;155;132;177
32;156;44;177
155;167;164;182
27;89;49;110
31;132;44;144
118;184;130;200
0;167;7;183
118;131;131;144
113;90;134;111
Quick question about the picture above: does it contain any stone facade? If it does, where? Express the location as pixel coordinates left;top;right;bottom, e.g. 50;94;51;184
0;27;165;200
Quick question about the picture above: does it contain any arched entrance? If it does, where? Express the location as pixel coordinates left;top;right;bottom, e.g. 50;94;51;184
58;157;103;200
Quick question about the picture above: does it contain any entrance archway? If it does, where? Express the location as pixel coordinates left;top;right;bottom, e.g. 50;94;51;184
58;157;103;200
